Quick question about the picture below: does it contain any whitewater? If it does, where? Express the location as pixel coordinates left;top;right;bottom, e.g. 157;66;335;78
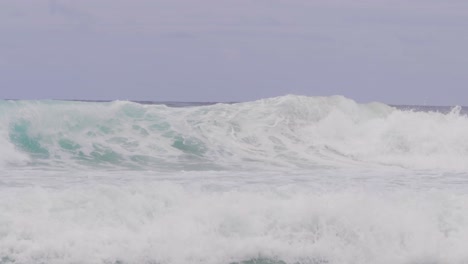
1;95;468;264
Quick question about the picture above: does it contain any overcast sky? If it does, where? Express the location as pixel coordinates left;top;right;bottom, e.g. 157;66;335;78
1;0;467;105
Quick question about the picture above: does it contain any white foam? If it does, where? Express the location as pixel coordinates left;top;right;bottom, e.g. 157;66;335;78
1;174;468;264
0;136;29;166
1;96;467;264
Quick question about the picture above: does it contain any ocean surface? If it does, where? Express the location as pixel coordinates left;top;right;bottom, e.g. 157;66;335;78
1;95;468;264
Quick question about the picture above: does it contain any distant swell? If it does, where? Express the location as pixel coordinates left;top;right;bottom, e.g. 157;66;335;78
1;95;467;171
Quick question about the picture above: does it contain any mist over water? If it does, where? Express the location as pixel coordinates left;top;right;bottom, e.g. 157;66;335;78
1;95;468;264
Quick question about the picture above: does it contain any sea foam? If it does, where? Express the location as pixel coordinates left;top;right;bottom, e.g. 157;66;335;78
1;172;468;264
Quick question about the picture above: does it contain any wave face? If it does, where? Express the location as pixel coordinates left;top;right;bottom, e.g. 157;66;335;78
1;95;468;171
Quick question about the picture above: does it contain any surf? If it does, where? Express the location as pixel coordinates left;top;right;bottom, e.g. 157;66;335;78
1;174;468;264
0;95;467;171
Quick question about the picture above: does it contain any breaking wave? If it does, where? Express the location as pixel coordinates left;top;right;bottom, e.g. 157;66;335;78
1;95;467;171
2;95;468;264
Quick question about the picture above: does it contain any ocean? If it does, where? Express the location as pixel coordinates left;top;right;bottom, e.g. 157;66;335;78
1;95;468;264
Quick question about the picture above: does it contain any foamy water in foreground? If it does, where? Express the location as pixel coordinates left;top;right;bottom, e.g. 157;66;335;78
1;95;468;264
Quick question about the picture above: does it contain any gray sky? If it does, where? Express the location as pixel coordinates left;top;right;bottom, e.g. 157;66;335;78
1;0;468;105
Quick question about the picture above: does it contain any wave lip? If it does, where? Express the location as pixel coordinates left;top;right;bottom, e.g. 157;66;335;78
1;95;467;171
